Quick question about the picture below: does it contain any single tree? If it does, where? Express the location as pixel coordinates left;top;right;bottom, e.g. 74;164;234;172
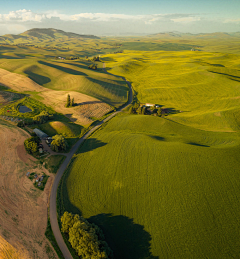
71;97;75;107
157;107;162;116
51;134;68;152
66;94;71;107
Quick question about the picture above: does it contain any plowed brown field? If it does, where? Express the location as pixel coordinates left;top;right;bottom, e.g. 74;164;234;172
0;120;57;259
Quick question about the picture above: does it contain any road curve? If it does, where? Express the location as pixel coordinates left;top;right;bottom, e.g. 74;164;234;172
50;63;132;259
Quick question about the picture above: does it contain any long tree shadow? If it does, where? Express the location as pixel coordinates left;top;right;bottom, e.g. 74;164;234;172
77;138;107;154
89;214;159;259
38;60;88;76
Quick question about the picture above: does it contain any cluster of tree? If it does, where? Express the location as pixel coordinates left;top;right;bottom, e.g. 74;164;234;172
129;103;162;116
61;212;113;259
88;64;98;70
51;135;68;152
114;50;124;54
33;111;53;124
24;133;40;155
66;94;75;108
17;111;53;127
92;56;100;61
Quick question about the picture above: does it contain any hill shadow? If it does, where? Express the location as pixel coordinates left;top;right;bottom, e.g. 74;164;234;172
24;70;51;85
89;214;159;259
77;138;107;154
208;70;240;82
38;60;87;76
149;135;165;141
187;142;210;147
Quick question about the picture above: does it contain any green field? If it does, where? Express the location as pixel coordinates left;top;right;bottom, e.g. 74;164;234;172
59;114;240;258
2;29;240;258
0;57;128;107
59;48;240;258
102;50;240;131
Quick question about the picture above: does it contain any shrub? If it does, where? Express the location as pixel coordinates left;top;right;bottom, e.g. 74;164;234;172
17;121;24;127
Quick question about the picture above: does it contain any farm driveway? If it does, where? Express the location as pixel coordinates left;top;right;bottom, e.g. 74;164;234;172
50;63;132;259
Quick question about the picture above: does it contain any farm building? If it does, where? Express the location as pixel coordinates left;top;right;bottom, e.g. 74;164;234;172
33;128;48;139
145;103;155;107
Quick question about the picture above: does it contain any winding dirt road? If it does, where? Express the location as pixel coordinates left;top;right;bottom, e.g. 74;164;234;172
49;63;132;259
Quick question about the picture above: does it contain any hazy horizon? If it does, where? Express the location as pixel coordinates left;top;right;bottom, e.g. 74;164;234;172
0;0;239;36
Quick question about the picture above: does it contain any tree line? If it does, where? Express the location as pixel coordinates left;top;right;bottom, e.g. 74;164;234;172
61;212;113;259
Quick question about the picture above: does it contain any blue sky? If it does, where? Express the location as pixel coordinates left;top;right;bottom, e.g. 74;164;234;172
0;0;239;35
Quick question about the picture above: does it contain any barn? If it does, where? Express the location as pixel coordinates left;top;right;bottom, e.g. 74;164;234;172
33;128;48;139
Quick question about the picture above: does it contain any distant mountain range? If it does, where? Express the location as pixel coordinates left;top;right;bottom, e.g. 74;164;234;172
148;31;240;38
0;28;100;44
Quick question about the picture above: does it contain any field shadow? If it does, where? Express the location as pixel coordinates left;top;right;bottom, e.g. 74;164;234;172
208;70;240;82
77;100;103;106
24;70;51;85
77;138;107;154
89;214;159;259
187;142;210;147
38;60;88;76
64;61;89;70
65;114;77;122
149;135;165;141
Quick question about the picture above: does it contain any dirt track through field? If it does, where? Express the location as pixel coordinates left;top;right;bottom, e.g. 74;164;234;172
0;120;57;259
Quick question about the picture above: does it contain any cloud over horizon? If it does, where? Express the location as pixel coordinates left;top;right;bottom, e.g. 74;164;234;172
0;9;239;35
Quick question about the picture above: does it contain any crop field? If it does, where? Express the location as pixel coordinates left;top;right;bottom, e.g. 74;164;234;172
102;50;240;131
59;114;240;259
0;58;128;108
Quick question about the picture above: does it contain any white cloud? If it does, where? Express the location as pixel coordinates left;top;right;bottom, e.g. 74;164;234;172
1;9;45;23
223;18;240;24
0;9;202;25
171;16;201;23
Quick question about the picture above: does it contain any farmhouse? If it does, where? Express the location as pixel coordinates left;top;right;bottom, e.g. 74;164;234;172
33;128;48;139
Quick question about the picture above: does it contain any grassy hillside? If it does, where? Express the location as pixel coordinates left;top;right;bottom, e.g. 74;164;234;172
59;114;240;259
0;58;128;107
102;50;240;131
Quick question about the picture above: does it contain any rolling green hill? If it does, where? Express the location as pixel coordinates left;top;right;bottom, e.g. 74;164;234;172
0;28;99;44
59;114;240;259
0;58;128;108
102;50;240;131
59;48;240;258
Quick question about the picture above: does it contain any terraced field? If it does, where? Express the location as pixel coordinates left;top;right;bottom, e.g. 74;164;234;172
59;50;240;258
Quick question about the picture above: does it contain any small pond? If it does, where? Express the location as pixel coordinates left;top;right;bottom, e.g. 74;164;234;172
19;105;32;113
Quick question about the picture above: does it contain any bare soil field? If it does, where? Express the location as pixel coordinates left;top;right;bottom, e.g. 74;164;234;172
0;235;26;259
0;120;57;259
39;91;112;125
0;68;111;125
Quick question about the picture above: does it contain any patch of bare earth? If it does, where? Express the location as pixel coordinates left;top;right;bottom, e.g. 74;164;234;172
0;235;26;259
40;91;112;125
0;68;112;125
0;120;57;259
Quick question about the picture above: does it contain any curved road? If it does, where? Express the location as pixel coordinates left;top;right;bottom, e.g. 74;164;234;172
50;63;132;259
